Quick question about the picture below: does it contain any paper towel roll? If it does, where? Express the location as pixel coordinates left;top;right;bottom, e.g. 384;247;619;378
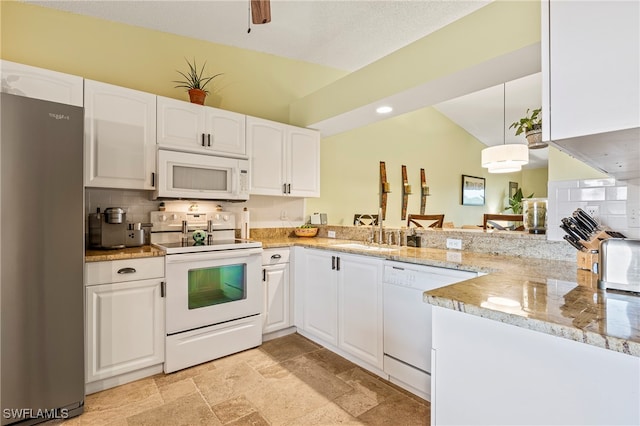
240;208;250;239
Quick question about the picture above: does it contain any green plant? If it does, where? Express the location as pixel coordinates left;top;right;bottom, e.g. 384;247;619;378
509;107;542;136
299;224;316;229
173;58;223;94
505;188;534;214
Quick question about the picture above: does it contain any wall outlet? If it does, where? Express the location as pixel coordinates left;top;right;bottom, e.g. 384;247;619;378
327;230;336;238
584;205;600;223
446;238;462;250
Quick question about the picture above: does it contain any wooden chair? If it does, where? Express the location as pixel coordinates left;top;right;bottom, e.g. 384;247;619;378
354;214;378;226
407;214;445;229
482;214;524;231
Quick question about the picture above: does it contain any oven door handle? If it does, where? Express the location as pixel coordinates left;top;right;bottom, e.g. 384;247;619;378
164;247;263;264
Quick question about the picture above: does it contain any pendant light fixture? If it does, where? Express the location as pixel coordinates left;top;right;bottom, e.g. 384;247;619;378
481;83;529;174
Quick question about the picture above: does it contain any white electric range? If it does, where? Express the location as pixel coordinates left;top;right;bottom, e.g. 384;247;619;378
150;210;263;373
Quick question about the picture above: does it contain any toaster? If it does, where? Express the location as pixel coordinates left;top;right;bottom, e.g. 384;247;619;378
597;239;640;293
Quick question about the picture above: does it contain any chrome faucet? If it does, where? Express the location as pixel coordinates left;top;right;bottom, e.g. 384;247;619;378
378;215;384;244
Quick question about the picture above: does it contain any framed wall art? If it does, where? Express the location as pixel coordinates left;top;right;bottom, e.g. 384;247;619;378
509;181;519;199
461;174;485;206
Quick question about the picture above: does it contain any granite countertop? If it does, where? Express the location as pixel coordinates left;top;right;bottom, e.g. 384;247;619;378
84;236;639;357
85;245;165;262
265;237;640;358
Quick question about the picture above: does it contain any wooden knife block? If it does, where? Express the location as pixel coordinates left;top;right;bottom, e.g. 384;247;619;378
577;250;599;271
578;230;610;251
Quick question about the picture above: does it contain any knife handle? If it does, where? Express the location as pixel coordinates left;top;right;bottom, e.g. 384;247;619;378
576;208;600;230
564;235;586;251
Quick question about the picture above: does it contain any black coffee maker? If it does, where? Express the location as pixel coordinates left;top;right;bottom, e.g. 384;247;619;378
88;207;126;249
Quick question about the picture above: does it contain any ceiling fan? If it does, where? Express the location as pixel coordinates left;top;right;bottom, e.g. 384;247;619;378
246;0;270;33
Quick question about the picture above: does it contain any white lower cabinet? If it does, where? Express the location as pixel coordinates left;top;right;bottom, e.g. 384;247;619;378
431;306;640;425
262;248;292;335
85;257;165;393
295;248;383;370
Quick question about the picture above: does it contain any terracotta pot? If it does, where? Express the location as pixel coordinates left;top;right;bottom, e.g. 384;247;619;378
188;88;206;105
525;127;547;149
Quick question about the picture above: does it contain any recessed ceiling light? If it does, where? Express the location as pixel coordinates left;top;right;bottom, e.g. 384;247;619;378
376;106;393;114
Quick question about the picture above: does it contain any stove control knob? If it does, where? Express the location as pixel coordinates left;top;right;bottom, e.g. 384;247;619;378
223;215;230;221
158;215;167;222
214;214;221;220
171;214;178;220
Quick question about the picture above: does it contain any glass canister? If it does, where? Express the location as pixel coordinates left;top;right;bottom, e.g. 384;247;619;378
522;198;548;234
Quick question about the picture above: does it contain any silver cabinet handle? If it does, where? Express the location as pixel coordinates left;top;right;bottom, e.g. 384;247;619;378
271;254;282;260
161;281;166;298
117;267;136;274
201;133;206;146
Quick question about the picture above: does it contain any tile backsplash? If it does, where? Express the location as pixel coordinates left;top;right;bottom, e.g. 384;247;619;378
85;189;306;228
547;178;640;241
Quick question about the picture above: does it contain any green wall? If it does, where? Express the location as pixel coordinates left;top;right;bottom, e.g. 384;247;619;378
1;1;598;227
306;107;546;228
0;2;347;123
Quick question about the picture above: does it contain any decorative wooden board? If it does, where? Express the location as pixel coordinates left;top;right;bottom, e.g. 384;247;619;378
380;161;389;220
401;165;411;220
420;168;427;214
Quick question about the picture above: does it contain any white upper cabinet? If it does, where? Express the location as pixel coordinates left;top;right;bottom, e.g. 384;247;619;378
156;96;246;157
247;116;320;197
287;126;320;197
84;80;157;189
1;60;83;106
543;0;640;141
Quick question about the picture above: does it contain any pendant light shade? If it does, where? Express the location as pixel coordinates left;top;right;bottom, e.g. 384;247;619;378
481;83;529;174
481;144;529;173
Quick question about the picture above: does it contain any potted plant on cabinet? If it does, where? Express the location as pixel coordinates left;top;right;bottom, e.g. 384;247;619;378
509;107;547;149
173;58;223;105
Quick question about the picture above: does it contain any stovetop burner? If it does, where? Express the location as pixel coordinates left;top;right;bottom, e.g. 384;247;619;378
153;238;261;254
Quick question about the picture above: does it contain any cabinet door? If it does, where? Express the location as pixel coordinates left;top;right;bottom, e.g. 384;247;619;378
263;263;291;334
85;279;164;383
287;126;320;197
247;116;286;195
84;80;156;189
1;60;83;107
545;0;640;140
338;254;383;369
301;250;338;345
204;108;246;156
156;96;205;150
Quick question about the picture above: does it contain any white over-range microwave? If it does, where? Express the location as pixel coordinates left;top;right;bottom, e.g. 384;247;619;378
155;149;249;201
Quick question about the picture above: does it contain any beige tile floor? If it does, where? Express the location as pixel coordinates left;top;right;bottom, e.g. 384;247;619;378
62;333;430;425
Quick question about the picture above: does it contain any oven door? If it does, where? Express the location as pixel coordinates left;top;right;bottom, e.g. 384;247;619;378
156;149;249;200
165;248;262;334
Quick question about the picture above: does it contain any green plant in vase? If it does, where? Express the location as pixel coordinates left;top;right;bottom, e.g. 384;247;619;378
505;188;534;214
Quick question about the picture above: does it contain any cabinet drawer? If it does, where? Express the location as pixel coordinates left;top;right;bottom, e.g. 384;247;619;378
85;257;164;286
262;248;290;265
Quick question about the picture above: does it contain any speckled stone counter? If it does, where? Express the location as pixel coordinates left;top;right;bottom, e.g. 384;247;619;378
262;236;640;358
84;235;640;358
85;245;165;262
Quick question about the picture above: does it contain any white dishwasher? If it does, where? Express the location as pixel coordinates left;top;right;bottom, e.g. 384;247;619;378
383;260;477;401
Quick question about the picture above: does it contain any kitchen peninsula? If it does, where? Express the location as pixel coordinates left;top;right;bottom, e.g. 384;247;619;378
84;229;640;425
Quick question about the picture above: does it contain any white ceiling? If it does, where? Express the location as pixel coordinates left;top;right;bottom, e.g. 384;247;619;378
28;0;547;168
26;0;491;72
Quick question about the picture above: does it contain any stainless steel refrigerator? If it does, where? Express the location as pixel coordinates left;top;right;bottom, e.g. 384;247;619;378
1;93;84;425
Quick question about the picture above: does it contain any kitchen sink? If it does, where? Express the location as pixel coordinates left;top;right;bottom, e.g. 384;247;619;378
332;243;399;252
